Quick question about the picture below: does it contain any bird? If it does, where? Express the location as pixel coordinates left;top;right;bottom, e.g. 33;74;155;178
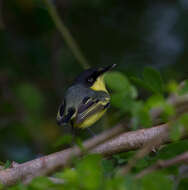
56;64;116;132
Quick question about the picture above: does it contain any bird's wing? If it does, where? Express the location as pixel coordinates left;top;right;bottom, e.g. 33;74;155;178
74;96;109;125
57;100;76;125
57;100;65;121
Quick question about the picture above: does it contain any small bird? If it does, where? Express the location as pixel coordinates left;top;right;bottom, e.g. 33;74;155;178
56;64;116;131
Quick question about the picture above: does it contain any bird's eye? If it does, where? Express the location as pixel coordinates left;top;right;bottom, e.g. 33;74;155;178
87;77;94;84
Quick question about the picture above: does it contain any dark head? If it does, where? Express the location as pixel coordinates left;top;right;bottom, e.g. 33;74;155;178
73;64;116;90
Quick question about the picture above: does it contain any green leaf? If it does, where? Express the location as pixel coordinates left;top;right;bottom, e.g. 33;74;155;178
179;113;188;130
4;160;11;169
131;76;153;92
143;67;164;94
113;151;135;165
124;175;140;190
102;159;115;176
0;183;3;190
104;71;131;92
138;108;152;128
130;85;138;99
154;140;188;160
169;114;188;142
166;80;178;94
111;92;135;112
146;94;165;108
105;72;138;112
178;178;188;190
140;171;173;190
53;135;73;147
75;137;85;151
170;121;183;141
7;183;27;190
170;113;188;142
113;154;127;165
162;104;175;120
29;177;53;189
76;154;103;190
104;176;126;190
131;101;152;129
58;168;78;184
134;156;151;172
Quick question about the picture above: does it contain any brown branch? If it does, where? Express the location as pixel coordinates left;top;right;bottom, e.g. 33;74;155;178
0;123;179;186
135;152;188;178
90;124;169;156
0;124;125;186
118;124;169;175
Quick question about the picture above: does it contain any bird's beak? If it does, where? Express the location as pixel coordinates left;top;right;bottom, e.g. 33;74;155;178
99;64;116;74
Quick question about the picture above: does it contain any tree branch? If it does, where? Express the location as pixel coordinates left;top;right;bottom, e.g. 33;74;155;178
118;124;170;175
90;124;169;156
0;124;125;186
0;123;182;186
135;152;188;178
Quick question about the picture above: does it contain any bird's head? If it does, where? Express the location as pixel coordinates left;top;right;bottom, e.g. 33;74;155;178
74;64;116;91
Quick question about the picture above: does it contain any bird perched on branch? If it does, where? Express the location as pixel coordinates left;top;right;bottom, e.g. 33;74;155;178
56;64;116;132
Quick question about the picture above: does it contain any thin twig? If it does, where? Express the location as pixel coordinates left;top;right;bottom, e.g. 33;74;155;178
150;94;188;122
135;152;188;178
118;125;169;175
48;177;65;184
43;0;90;69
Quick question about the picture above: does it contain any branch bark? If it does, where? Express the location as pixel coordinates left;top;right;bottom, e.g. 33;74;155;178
0;123;180;186
0;124;125;186
90;124;169;156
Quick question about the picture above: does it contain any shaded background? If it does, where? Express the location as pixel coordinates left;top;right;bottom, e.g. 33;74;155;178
0;0;188;162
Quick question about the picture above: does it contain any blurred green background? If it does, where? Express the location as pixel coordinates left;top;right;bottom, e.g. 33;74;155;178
0;0;188;163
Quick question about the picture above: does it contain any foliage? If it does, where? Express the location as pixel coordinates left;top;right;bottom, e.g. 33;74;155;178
1;0;188;189
131;67;164;94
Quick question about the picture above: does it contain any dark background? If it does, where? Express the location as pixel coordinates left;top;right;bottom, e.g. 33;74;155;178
0;0;188;162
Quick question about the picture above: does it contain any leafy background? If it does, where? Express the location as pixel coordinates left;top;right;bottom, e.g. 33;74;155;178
0;0;188;189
